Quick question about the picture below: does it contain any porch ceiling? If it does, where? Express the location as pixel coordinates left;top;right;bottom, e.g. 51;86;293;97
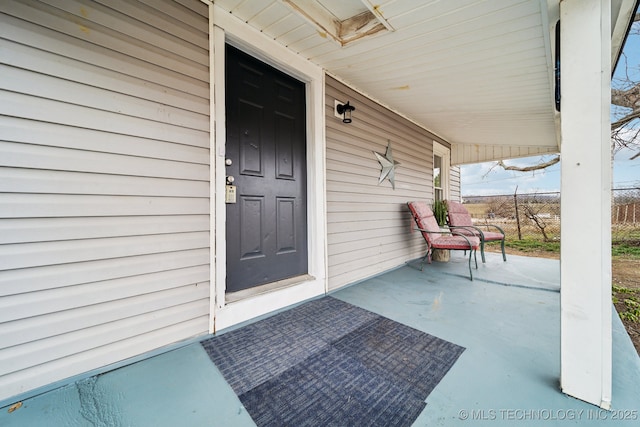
214;0;562;159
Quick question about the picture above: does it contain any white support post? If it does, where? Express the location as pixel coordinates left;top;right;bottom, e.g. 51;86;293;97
560;0;612;408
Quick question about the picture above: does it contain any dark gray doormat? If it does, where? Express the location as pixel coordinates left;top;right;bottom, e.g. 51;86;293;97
201;297;465;427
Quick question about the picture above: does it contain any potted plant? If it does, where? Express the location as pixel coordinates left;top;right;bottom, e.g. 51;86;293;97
432;200;448;227
431;200;450;261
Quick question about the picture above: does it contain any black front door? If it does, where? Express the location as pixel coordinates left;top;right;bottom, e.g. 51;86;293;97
225;45;308;293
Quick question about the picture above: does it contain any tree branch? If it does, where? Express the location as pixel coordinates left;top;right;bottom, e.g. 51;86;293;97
611;86;640;109
496;156;560;172
612;109;640;130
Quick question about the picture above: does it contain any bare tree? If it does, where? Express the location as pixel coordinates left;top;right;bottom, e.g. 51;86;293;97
521;204;551;242
485;197;514;219
611;12;640;159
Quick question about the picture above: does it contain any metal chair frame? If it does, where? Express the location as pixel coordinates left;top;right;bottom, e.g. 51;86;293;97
407;201;480;280
446;201;507;263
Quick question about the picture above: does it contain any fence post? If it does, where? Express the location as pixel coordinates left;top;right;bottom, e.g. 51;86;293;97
514;190;522;240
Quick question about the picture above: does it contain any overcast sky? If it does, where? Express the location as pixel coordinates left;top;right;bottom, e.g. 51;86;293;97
460;155;560;196
460;149;639;197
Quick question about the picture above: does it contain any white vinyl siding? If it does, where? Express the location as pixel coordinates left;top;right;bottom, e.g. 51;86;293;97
450;166;462;202
451;144;559;165
0;0;210;402
326;76;452;290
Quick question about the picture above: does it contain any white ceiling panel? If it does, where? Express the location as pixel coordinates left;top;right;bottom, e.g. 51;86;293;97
211;0;634;158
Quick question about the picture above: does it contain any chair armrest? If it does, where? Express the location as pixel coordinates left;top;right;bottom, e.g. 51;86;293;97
415;228;477;248
475;223;506;236
450;224;506;238
448;225;478;233
414;228;452;235
449;225;484;238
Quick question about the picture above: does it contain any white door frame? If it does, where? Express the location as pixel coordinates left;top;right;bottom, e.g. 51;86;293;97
209;5;327;332
433;141;451;201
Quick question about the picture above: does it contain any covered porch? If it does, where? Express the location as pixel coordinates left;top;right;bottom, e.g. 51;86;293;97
1;0;638;416
3;253;639;426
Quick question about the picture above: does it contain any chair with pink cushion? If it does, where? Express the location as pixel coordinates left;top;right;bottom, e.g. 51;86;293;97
446;200;506;263
407;201;479;280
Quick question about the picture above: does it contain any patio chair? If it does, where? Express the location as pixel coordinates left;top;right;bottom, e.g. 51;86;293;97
446;200;506;263
407;201;479;280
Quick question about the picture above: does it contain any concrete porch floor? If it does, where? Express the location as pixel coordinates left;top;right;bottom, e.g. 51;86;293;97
2;253;639;426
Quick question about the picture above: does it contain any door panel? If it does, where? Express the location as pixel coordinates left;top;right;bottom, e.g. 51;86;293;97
225;45;308;292
238;102;264;176
276;197;296;253
239;196;264;260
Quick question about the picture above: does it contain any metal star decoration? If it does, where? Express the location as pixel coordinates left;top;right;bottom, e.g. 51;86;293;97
373;141;400;189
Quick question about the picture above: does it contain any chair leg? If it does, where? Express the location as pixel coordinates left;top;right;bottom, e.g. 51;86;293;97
474;248;478;268
419;252;429;271
501;239;506;262
480;240;486;263
467;248;474;281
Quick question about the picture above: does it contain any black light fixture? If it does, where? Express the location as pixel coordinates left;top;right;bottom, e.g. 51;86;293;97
336;101;355;123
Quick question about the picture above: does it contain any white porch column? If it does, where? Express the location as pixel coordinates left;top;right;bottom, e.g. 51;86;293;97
560;0;612;409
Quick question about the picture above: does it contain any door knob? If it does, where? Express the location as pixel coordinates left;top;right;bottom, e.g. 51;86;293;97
225;158;233;166
226;175;235;184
